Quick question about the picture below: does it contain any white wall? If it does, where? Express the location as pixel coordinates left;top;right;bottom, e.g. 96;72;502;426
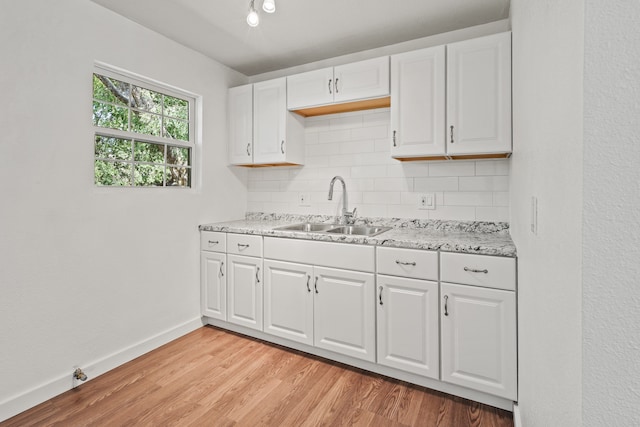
583;2;640;425
0;0;247;420
247;109;510;221
510;0;584;426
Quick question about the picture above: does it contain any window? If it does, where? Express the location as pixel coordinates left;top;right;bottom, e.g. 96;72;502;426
92;67;195;187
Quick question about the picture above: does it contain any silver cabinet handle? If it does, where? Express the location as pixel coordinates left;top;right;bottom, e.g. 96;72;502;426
464;267;488;274
281;140;285;154
334;78;339;93
379;286;383;305
237;243;250;250
314;276;319;294
395;260;416;266
392;130;397;147
306;275;311;293
328;79;332;94
219;261;224;277
208;240;219;245
256;267;260;284
246;143;251;156
450;125;454;144
444;295;449;316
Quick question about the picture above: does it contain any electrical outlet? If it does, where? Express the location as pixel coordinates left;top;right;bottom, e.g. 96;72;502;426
418;193;435;210
299;192;311;207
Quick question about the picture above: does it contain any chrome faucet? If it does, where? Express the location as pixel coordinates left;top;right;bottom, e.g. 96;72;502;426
328;176;357;224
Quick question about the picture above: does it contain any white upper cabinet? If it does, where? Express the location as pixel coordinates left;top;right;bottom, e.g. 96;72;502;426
390;46;446;158
228;84;253;165
446;32;512;155
228;78;304;166
287;57;389;110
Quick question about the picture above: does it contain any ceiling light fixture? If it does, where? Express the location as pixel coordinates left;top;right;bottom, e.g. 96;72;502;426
247;0;259;27
247;0;276;27
262;0;276;14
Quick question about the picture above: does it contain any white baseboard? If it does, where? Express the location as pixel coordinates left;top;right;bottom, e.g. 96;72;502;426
513;403;522;427
0;317;203;423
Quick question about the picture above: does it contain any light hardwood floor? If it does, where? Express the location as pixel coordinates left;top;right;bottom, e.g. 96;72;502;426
2;326;514;427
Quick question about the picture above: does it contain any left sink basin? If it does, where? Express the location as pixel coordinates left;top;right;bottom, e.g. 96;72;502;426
274;222;336;232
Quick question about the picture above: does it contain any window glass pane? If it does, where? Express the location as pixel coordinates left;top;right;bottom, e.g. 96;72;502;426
95;160;132;186
132;86;162;114
93;74;130;106
95;136;131;160
131;112;161;137
164;95;189;120
167;166;191;187
93;101;129;131
134;141;165;163
167;146;189;166
134;164;165;186
164;118;189;141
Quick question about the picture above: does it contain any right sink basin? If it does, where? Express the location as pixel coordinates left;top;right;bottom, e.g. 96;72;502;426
325;225;391;237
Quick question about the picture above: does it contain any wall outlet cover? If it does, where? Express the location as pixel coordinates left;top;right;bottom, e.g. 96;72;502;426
419;193;436;210
299;192;311;207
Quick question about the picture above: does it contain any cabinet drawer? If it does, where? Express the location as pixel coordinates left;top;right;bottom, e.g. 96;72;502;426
200;231;227;253
227;233;263;257
264;237;374;272
376;247;438;280
440;252;516;291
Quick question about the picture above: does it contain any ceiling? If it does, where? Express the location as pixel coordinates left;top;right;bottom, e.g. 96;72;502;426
90;0;510;76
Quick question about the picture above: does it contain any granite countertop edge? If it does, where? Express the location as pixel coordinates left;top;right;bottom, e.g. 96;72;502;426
199;213;517;258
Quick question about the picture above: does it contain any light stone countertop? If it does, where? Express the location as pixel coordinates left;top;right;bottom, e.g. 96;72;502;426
199;213;517;258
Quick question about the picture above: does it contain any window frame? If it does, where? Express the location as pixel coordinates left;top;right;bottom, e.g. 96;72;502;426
92;63;198;189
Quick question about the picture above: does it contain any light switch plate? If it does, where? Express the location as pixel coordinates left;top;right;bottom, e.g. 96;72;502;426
418;193;435;210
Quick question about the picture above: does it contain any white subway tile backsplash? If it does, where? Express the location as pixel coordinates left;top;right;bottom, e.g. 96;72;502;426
429;161;475;176
475;159;510;176
414;177;459;192
476;207;510;222
444;192;493;206
363;191;401;204
459;176;509;192
245;110;510;222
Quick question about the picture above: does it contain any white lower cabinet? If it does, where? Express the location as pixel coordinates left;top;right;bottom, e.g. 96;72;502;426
201;251;227;320
227;254;263;331
376;275;439;379
313;266;376;362
440;252;517;401
263;260;314;345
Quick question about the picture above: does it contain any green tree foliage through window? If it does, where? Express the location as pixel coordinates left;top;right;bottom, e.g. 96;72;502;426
92;72;192;187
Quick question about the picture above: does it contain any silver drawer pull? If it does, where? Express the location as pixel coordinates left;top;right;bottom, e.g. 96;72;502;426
256;267;260;284
237;243;250;249
395;260;416;266
219;262;224;277
379;286;383;306
444;295;449;316
464;267;489;274
306;275;311;293
208;240;219;245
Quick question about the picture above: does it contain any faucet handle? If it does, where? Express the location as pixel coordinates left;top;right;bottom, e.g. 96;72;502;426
345;207;358;224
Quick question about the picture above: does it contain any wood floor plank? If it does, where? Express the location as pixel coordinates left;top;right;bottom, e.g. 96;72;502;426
1;326;513;427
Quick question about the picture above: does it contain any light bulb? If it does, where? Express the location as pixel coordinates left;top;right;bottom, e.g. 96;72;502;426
247;8;259;27
263;0;275;13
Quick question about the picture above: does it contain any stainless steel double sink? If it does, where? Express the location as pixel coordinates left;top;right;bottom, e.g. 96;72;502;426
274;222;391;237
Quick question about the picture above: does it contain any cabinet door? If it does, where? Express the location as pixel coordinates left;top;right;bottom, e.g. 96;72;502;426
377;275;439;379
228;84;254;165
253;78;287;164
313;267;375;362
263;260;314;345
390;46;446;158
441;282;517;400
287;67;334;109
446;32;512;155
200;251;226;320
334;57;390;103
227;254;263;331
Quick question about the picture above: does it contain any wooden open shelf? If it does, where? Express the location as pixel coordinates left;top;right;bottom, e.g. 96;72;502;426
291;96;391;117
